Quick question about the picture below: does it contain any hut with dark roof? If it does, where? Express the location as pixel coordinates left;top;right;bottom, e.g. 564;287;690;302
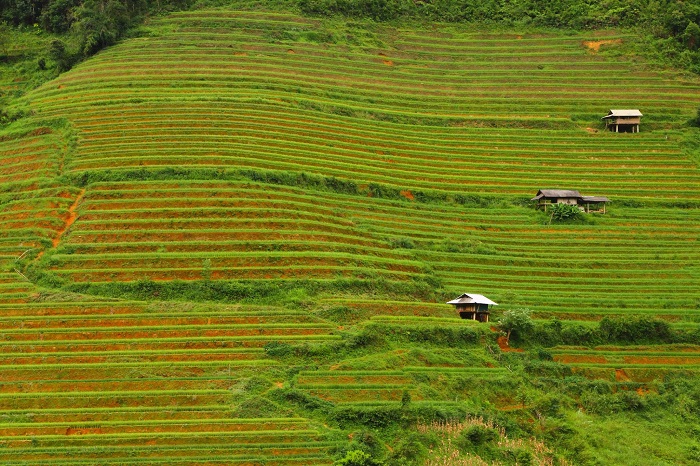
531;189;582;211
602;109;642;133
580;195;610;214
531;189;610;213
446;293;498;322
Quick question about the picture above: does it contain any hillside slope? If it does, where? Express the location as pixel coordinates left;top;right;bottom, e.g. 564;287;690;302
1;5;700;465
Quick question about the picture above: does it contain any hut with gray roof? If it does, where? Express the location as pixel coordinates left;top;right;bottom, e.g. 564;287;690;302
531;189;609;213
602;109;642;133
446;293;498;322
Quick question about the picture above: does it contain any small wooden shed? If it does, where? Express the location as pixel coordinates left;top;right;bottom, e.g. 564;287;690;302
532;189;610;213
531;189;582;211
446;293;498;322
580;195;610;213
602;109;642;133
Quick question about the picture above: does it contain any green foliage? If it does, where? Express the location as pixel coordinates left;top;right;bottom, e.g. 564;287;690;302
581;390;647;415
330;402;468;429
72;0;129;55
689;108;700;128
1;0;194;73
366;322;484;348
335;450;383;466
549;203;582;222
63;276;438;304
296;0;700;74
272;387;336;413
264;341;295;357
599;316;673;344
456;424;499;449
386;433;428;466
497;308;533;345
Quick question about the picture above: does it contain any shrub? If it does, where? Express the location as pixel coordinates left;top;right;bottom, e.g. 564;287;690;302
688;107;700;127
549;203;583;222
497;308;533;345
459;424;500;447
599;316;673;343
386;433;427;466
335;450;384;466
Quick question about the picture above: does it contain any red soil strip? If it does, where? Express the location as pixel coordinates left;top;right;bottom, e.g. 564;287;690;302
555;355;608;364
615;368;630;382
52;188;85;247
400;190;414;200
496;335;523;352
35;189;85;261
582;39;622;52
623;356;700;365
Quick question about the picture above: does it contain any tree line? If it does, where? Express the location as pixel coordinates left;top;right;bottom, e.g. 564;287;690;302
1;0;191;69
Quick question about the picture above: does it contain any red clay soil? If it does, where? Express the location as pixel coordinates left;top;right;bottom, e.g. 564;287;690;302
615;368;631;382
495;333;524;352
582;39;622;52
52;189;85;247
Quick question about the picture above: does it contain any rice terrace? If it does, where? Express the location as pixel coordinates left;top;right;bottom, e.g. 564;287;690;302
1;0;700;464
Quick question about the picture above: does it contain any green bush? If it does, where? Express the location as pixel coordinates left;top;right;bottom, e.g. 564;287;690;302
549;203;583;222
335;450;384;466
599;316;673;344
689;107;700;127
458;424;499;447
497;308;534;345
386;433;427;466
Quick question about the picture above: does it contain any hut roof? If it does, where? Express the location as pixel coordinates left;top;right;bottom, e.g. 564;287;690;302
581;195;610;203
602;109;643;119
531;189;582;201
446;293;498;306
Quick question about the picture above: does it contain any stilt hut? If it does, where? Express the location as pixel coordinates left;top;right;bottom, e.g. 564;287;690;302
531;189;610;213
580;195;610;213
531;189;582;211
446;293;498;322
602;109;642;133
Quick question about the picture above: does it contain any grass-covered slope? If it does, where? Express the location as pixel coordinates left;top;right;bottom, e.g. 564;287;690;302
0;4;699;466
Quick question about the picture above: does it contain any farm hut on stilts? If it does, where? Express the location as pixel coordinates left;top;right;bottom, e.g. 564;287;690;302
446;293;498;322
601;109;642;133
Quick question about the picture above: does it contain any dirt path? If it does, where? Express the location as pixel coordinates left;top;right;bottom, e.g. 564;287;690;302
35;189;86;261
52;188;86;248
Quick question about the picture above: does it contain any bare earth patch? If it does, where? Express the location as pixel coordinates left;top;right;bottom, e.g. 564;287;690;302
583;39;622;52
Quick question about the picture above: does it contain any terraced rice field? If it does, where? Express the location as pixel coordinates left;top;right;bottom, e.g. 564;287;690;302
41;180;700;320
0;299;340;464
1;4;699;463
25;11;700;200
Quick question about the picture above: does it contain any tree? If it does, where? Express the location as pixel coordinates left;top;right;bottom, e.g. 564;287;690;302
47;39;72;72
497;308;533;346
71;0;129;56
683;22;700;51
